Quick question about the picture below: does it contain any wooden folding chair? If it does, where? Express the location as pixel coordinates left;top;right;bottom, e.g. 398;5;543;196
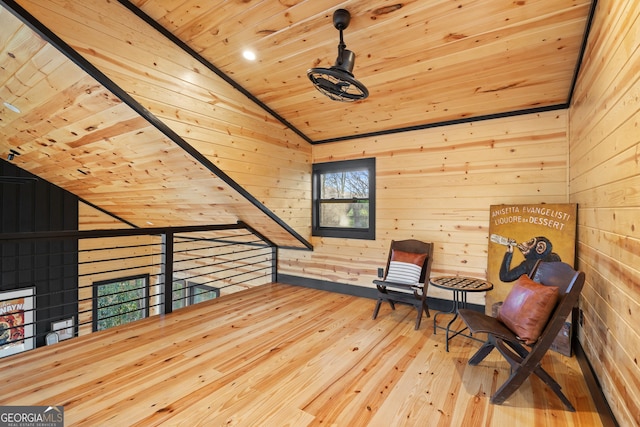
458;261;585;411
372;239;434;330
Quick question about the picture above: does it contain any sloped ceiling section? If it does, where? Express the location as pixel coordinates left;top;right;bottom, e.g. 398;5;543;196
0;2;312;249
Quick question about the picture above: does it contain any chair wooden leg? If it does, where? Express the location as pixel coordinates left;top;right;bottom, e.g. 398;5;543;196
372;299;382;319
491;368;531;405
491;359;576;411
533;366;576;411
468;340;495;366
414;305;424;330
422;300;430;318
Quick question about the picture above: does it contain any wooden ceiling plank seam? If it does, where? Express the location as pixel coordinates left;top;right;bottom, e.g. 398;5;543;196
281;71;575;124
223;1;590;85
159;116;311;158
311;103;568;144
17;5;279;124
79;196;139;229
0;5;24;45
116;0;314;145
0;25;46;87
192;0;347;65
2;0;312;250
136;0;217;32
343;25;587;83
176;0;293;46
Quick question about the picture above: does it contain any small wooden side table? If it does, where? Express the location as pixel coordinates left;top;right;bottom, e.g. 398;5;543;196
430;276;493;352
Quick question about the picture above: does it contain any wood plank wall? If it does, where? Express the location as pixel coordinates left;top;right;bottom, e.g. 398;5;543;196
279;110;569;306
568;1;640;426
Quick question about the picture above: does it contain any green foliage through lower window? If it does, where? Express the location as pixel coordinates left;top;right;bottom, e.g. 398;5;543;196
96;276;147;331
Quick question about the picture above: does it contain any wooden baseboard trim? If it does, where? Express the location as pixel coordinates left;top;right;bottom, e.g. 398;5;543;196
276;274;485;318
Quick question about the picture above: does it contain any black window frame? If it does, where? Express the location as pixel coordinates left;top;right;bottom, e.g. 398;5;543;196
312;157;376;240
188;282;220;305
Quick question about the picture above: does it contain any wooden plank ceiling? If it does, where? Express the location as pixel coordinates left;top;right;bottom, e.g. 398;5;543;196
0;0;594;248
129;0;593;143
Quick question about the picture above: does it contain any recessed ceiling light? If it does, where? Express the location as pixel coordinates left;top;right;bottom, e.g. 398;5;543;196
3;101;21;113
242;50;256;61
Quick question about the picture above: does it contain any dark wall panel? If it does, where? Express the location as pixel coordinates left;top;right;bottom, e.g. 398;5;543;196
1;159;79;347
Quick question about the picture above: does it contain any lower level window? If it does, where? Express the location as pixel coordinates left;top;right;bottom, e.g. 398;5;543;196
172;280;219;310
94;275;149;331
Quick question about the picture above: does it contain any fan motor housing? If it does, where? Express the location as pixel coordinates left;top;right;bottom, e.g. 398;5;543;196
333;9;350;30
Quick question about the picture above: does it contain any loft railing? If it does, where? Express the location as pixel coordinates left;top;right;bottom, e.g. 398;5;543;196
0;222;275;357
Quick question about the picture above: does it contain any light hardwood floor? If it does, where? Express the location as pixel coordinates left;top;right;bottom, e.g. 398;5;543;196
0;284;605;426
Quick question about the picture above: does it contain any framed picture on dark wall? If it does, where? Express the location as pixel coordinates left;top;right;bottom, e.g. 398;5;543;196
0;287;35;358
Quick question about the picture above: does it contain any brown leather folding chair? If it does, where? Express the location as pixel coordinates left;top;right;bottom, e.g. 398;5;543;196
458;261;585;411
372;239;434;330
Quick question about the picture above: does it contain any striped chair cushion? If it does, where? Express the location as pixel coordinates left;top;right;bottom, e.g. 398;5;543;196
385;249;427;285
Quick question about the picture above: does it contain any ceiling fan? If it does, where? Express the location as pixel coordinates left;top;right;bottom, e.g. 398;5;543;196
307;9;369;102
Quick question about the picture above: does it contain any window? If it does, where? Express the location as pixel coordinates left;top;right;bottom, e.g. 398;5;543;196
172;280;188;310
312;158;375;240
93;275;149;331
190;283;220;304
172;280;219;310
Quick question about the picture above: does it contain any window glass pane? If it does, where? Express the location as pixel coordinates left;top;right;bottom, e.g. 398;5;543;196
190;284;218;304
320;170;369;199
172;281;187;310
319;201;370;228
96;277;146;331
